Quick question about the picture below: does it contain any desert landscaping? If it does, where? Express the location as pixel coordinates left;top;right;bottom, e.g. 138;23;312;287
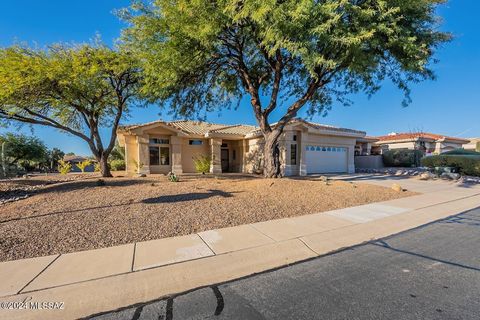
0;173;416;261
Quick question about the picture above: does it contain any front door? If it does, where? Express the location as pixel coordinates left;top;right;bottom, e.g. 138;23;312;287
221;149;229;172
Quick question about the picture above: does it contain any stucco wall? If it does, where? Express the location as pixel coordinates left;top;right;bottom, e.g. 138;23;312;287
125;135;138;174
355;155;384;169
381;142;415;150
244;138;264;174
181;138;210;173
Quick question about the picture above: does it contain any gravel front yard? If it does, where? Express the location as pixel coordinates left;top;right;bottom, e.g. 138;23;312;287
0;174;416;261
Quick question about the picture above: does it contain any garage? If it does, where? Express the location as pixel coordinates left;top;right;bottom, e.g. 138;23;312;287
305;145;348;173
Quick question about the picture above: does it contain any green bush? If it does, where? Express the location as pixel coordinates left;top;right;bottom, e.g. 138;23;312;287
421;155;480;176
382;149;423;167
167;172;179;182
57;159;72;175
442;148;480;156
193;155;211;174
109;159;126;171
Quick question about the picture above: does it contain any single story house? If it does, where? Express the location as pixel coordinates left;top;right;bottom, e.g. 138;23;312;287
464;138;480;152
63;155;96;172
373;132;470;155
116;119;368;176
355;136;380;156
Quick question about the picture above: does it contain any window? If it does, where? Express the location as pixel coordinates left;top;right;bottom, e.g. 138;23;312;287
149;147;159;165
221;143;228;148
293;135;297;141
290;144;297;165
189;140;203;145
149;146;170;165
149;138;169;145
160;147;170;165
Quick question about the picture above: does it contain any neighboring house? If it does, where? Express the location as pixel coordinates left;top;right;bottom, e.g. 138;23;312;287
373;132;470;155
464;138;480;152
116;119;368;176
355;136;380;156
63;155;95;172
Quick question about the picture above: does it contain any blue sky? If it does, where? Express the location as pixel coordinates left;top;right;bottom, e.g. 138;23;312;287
1;0;479;155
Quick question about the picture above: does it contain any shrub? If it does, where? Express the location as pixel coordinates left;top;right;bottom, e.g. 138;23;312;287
76;159;92;173
94;162;101;172
167;172;179;182
421;155;480;176
382;149;423;167
57;159;72;175
442;148;480;156
193;155;211;174
109;159;126;171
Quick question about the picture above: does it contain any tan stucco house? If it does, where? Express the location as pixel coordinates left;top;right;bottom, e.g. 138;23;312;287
116;119;367;176
373;132;470;155
465;138;480;152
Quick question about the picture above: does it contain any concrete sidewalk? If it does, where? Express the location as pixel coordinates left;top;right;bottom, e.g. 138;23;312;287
1;176;479;320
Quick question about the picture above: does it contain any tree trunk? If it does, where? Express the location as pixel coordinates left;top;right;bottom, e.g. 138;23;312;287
99;154;112;177
263;132;282;178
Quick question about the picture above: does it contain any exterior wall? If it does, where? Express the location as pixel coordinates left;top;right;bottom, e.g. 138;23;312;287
464;139;480;151
355;155;384;169
380;141;416;150
436;141;464;154
125;135;139;174
244;138;264;174
181;138;209;173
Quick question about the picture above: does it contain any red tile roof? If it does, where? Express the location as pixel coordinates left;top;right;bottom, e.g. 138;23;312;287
376;132;470;143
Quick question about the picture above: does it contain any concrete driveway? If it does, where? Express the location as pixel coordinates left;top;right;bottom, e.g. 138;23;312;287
90;207;480;320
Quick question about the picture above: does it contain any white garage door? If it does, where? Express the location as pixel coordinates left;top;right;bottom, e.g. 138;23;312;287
305;145;348;173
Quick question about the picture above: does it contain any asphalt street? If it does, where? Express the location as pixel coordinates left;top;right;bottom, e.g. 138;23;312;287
88;207;480;320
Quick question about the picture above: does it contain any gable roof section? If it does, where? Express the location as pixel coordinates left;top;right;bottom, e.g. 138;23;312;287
208;124;258;136
118;118;364;138
167;120;229;135
376;132;470;144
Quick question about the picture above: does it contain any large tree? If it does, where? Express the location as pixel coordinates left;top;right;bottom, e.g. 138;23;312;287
0;133;47;171
123;0;450;177
0;44;142;177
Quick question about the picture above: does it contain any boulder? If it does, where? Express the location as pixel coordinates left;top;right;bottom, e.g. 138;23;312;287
441;172;461;180
419;172;435;180
391;183;403;192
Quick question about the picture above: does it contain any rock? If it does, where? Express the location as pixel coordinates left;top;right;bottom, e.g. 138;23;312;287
419;172;435;180
391;183;403;192
450;173;461;180
138;173;147;178
441;172;460;180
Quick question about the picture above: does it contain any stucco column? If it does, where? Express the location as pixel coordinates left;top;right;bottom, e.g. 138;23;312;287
347;145;355;174
366;142;372;155
299;132;308;176
241;140;248;173
170;135;183;174
137;135;150;174
282;131;294;177
210;138;222;174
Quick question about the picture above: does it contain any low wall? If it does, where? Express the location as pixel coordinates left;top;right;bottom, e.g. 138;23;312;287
354;155;384;169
